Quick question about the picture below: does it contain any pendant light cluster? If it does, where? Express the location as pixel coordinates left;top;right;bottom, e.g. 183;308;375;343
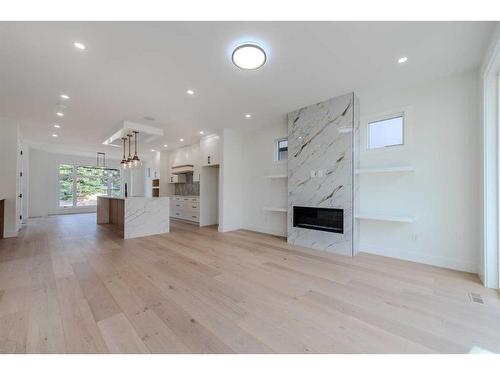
120;131;142;169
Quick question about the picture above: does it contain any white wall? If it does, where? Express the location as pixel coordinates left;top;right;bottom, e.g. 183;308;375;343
28;148;49;217
241;122;288;236
219;128;244;232
241;69;481;273
28;147;121;216
0;117;20;237
357;69;480;272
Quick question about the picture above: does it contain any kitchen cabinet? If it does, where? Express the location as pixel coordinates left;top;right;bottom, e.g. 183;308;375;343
168;174;186;184
193;164;200;182
170;196;200;223
200;134;220;166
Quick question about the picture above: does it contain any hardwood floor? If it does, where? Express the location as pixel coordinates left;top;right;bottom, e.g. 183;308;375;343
0;213;499;353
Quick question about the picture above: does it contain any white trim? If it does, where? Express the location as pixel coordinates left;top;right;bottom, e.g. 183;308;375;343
243;224;286;238
360;244;476;273
218;224;242;233
482;33;500;289
3;229;19;238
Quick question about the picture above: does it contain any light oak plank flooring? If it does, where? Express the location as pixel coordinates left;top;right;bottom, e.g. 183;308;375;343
0;213;499;353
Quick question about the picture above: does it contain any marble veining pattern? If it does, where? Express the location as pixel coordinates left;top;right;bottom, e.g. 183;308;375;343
124;197;170;239
287;93;359;255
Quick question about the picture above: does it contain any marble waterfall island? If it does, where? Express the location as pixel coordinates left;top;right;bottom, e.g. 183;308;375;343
97;196;170;239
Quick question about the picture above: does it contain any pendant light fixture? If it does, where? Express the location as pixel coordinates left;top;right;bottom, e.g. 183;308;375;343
132;131;141;167
120;137;128;169
126;133;133;168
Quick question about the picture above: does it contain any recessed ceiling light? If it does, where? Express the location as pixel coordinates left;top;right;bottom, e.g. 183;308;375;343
73;42;86;50
232;43;267;70
52;134;58;137
163;144;168;148
186;89;195;95
151;149;156;152
60;94;70;100
398;56;408;64
245;113;252;119
199;131;204;135
56;112;64;117
179;138;184;142
53;124;61;128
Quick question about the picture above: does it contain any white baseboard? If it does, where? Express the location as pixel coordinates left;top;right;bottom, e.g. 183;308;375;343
359;244;476;273
242;224;287;237
3;230;19;238
218;224;242;233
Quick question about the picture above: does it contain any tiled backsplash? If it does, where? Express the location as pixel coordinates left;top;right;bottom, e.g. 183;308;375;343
174;173;200;196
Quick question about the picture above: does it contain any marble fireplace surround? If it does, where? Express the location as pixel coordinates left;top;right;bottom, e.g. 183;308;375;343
287;92;359;256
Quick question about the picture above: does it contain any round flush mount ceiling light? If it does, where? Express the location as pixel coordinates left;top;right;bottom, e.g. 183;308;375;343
163;144;168;148
53;124;61;128
244;113;252;119
73;42;86;50
60;94;70;100
232;43;267;70
199;131;204;135
186;89;195;95
56;112;64;117
398;56;408;64
52;133;58;137
179;138;184;142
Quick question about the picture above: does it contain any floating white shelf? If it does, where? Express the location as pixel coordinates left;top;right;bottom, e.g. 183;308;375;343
355;166;414;174
263;174;288;179
263;207;288;213
355;213;414;223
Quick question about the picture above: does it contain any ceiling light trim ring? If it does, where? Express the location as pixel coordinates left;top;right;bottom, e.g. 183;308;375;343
232;43;267;70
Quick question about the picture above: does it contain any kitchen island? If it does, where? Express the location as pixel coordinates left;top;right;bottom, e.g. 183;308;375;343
97;196;170;239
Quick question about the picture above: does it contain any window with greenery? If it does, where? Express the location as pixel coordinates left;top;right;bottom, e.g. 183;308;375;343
59;164;121;208
276;138;288;161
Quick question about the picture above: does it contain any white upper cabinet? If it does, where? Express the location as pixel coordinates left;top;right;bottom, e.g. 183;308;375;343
200;133;220;166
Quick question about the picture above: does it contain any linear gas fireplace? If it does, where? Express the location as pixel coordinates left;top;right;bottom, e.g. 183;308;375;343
293;206;344;234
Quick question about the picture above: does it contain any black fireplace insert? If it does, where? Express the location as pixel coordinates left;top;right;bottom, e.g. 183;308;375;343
293;206;344;234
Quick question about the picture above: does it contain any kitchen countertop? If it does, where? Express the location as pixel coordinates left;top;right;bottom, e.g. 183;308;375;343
169;195;199;198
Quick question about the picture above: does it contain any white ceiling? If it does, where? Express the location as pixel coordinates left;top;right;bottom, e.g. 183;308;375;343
0;21;495;158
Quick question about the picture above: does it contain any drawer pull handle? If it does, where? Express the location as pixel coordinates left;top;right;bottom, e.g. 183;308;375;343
192;216;196;218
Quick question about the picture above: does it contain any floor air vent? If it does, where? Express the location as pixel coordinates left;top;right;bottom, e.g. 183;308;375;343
469;292;484;304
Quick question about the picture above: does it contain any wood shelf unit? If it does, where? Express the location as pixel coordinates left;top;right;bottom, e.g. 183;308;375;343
263;174;288;179
263;206;287;213
355;213;414;223
152;178;160;197
355;166;414;174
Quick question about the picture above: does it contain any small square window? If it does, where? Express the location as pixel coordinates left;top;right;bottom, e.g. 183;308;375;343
276;138;288;161
368;115;404;149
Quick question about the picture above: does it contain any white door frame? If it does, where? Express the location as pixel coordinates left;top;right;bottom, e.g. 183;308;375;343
482;32;500;289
